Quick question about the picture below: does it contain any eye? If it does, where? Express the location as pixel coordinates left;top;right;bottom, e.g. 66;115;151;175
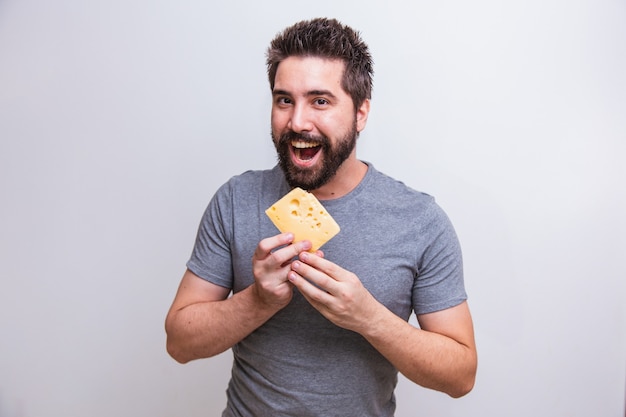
275;96;293;106
313;98;329;106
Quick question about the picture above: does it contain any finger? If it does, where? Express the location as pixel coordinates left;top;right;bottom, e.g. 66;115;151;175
287;268;334;305
297;251;342;281
277;239;313;268
259;238;314;270
253;233;294;260
290;259;338;295
276;239;313;267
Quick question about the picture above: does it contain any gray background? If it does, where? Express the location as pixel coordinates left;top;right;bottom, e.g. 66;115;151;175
1;0;625;416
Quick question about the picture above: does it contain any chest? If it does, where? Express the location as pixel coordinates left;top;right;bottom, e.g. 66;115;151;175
231;202;421;320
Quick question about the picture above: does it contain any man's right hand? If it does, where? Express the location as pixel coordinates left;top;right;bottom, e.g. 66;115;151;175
251;232;312;309
165;232;316;363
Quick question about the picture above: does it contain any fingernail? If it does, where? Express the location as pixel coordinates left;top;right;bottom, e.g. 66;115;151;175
291;261;300;270
299;252;309;261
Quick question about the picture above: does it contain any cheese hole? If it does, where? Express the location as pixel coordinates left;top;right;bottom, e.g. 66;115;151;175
289;199;301;218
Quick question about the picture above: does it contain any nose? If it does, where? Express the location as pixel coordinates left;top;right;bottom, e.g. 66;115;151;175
287;104;313;133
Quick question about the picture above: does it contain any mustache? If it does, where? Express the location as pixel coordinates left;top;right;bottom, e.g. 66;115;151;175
278;131;330;147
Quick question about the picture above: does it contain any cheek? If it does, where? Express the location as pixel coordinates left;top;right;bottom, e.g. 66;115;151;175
271;107;288;125
318;114;349;137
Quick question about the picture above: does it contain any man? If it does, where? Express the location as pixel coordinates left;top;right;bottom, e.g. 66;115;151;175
165;17;477;417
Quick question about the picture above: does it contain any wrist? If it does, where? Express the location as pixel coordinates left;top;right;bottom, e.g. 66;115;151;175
250;281;292;313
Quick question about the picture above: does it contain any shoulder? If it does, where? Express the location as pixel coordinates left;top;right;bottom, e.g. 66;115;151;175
365;164;436;209
212;167;289;211
362;165;455;231
224;166;283;189
216;166;289;200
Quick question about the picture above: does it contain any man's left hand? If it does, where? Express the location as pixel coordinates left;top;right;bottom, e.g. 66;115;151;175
288;251;382;333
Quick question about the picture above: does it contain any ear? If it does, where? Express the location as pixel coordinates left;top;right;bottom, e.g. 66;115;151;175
355;99;371;133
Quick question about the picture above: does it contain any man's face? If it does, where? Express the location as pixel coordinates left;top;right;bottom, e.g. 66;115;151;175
271;56;364;191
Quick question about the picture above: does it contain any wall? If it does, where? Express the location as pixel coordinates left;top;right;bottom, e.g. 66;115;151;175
0;1;624;416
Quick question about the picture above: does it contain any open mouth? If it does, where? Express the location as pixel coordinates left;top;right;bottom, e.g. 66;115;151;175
291;140;322;163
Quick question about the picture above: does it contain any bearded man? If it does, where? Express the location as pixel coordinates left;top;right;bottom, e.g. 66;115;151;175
165;17;477;417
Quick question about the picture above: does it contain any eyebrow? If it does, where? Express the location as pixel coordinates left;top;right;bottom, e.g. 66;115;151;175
272;89;338;99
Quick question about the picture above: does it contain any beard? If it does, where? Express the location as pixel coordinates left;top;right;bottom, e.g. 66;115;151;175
272;121;358;191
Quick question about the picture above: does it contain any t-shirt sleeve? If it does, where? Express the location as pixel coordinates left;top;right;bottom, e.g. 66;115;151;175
412;202;467;315
186;182;234;289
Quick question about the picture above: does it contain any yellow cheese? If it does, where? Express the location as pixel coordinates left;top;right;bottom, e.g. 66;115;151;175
265;187;340;251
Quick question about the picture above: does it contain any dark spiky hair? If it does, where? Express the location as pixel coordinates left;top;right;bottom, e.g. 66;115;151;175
266;18;373;110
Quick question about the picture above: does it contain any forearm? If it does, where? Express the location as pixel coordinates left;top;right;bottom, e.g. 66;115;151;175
362;303;477;398
165;284;282;363
287;252;477;397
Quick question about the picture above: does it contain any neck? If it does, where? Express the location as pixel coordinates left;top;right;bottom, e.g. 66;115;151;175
310;157;368;200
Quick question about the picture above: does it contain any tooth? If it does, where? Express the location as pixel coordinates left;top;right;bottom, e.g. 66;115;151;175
292;140;318;149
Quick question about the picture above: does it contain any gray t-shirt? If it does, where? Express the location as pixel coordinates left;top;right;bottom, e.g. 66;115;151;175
187;163;467;417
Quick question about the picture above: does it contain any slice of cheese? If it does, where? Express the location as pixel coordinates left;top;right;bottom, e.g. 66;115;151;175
265;187;340;251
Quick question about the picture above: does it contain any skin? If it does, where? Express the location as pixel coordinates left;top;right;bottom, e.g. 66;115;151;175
271;57;368;195
165;56;477;398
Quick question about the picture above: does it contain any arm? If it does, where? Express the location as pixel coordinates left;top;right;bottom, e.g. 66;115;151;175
165;233;312;363
365;300;477;398
288;251;477;398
